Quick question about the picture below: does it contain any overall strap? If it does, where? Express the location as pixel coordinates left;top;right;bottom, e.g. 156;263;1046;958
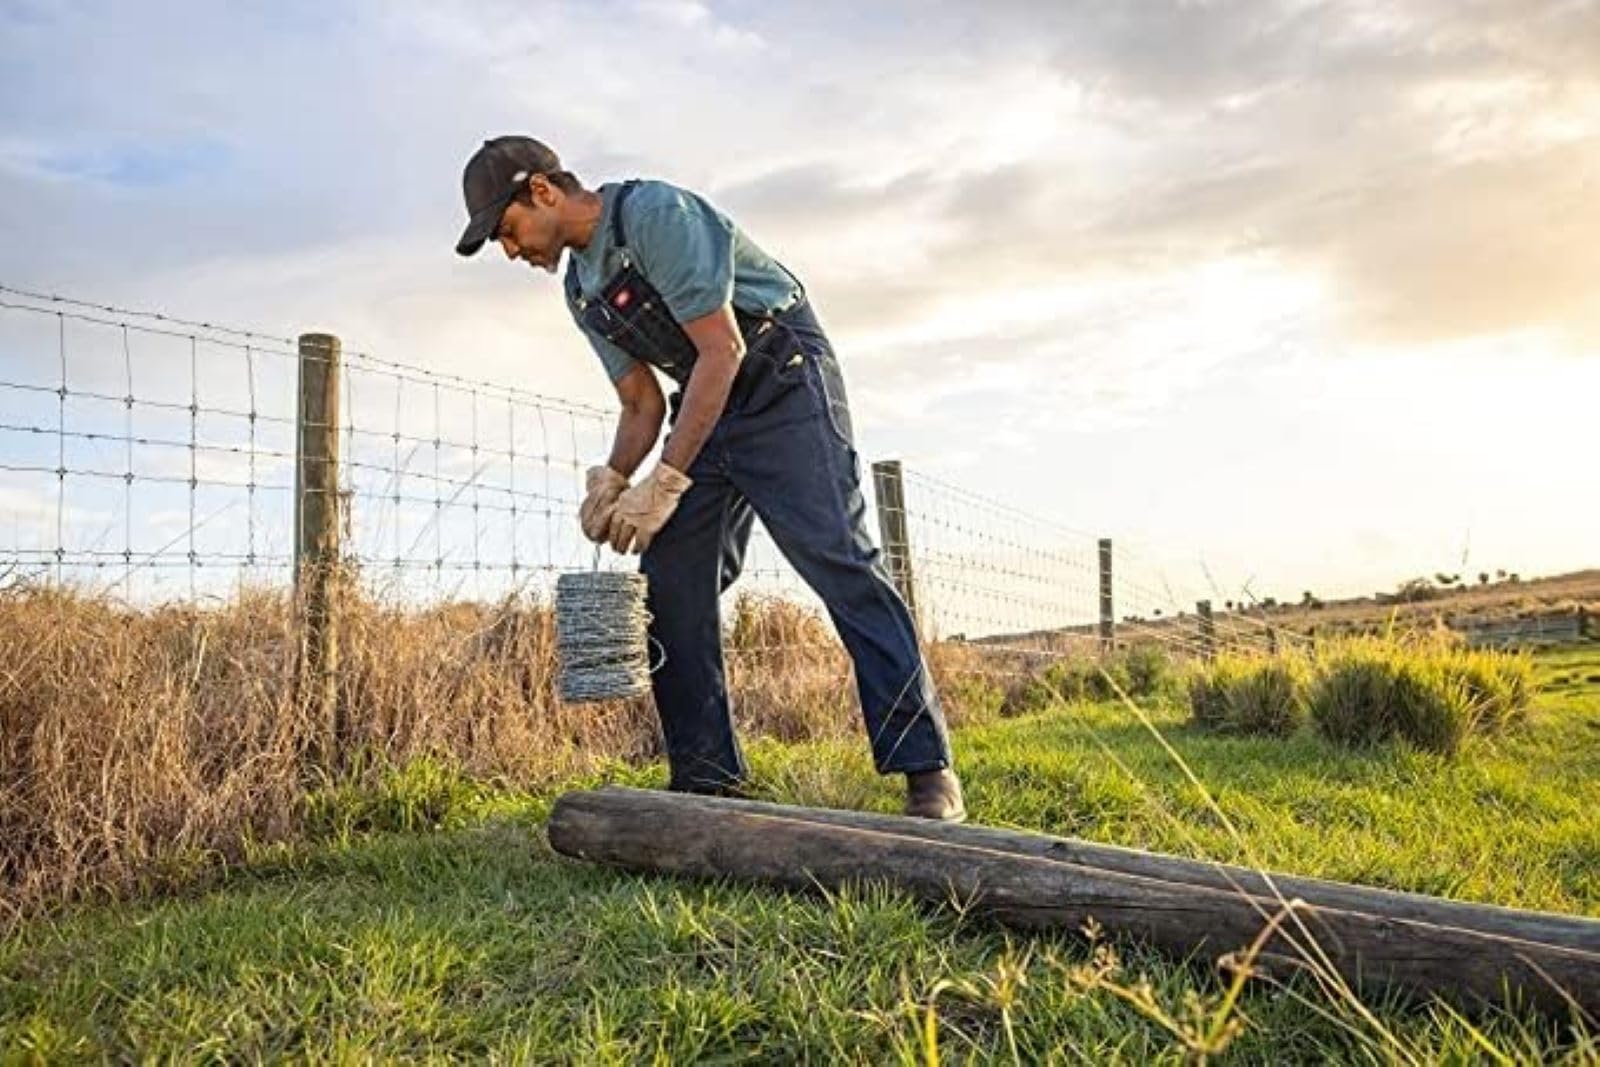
610;180;641;249
563;258;584;305
567;180;643;306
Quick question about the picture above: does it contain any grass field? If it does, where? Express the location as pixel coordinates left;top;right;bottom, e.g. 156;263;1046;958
3;647;1598;1063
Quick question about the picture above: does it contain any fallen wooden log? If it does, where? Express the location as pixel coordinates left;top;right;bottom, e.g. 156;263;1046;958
614;787;1600;954
548;787;1600;1019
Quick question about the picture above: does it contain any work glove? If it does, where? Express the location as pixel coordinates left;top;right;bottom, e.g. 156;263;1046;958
607;462;693;554
579;465;628;543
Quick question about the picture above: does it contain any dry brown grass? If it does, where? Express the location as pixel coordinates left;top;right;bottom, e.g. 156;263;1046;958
0;580;1009;923
1048;569;1600;650
1228;569;1600;640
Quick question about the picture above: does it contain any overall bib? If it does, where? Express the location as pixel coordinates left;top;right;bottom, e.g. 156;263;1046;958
567;182;954;793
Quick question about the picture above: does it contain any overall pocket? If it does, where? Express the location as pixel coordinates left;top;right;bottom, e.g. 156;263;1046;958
809;345;856;446
579;265;699;379
732;326;811;420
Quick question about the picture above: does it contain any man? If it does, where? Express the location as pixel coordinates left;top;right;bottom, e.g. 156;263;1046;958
456;136;964;821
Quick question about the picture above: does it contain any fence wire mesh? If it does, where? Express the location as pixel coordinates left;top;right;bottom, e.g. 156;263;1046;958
1;287;300;600
1;284;1285;668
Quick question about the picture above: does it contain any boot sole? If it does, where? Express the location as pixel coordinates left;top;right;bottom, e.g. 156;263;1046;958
905;808;967;823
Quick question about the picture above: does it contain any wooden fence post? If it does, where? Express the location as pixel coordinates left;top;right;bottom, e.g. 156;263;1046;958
295;332;344;768
1197;599;1216;661
870;460;919;631
1098;538;1114;654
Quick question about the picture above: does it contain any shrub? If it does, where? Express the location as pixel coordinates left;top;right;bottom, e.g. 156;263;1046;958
1228;658;1309;736
1389;661;1475;756
1122;643;1177;700
999;674;1054;717
960;645;1179;718
937;673;1005;720
1444;649;1532;732
1187;661;1228;730
1309;639;1533;755
1086;654;1133;702
1494;654;1536;721
1186;654;1253;731
1041;657;1093;703
1188;654;1307;736
1308;646;1401;747
972;647;1167;714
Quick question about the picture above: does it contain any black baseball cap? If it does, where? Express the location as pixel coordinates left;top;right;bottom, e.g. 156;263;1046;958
455;136;563;256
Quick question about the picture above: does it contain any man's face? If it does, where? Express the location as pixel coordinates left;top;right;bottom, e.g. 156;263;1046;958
496;179;564;273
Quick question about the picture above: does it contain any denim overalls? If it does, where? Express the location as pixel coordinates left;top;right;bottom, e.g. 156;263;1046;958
567;182;954;793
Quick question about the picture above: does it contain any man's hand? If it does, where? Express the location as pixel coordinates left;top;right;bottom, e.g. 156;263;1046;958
579;465;628;543
608;462;693;554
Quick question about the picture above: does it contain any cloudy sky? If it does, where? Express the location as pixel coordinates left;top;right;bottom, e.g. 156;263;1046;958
2;0;1597;611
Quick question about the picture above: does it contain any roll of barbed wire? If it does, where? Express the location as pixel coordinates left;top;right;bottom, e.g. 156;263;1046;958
555;570;653;703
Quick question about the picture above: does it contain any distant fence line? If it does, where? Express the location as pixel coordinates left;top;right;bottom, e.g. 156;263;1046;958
1451;610;1591;649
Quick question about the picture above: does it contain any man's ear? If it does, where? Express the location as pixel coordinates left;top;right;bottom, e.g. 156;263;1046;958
529;173;559;206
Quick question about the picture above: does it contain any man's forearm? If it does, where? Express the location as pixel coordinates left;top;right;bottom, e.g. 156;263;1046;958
659;350;738;473
602;305;744;479
607;401;665;477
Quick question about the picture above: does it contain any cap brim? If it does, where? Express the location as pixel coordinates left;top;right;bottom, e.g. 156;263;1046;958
455;198;507;257
460;184;521;255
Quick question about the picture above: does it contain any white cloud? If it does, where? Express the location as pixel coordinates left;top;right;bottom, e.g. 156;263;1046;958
635;0;766;49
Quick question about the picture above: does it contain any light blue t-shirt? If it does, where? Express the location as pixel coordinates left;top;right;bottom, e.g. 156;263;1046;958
564;180;803;382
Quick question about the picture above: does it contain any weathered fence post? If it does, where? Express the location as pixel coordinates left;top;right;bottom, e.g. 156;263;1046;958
1098;538;1114;654
1197;599;1216;661
871;460;919;630
295;332;344;768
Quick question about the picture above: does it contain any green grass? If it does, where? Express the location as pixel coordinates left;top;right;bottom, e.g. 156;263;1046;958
4;648;1599;1063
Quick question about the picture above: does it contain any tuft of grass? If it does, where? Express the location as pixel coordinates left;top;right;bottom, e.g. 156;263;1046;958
950;644;1183;721
1187;654;1258;731
1308;638;1537;755
998;673;1052;717
1446;650;1523;731
1307;644;1403;747
1388;658;1476;757
1121;641;1180;702
1188;652;1312;736
302;756;500;840
1183;637;1544;756
1036;645;1179;708
1226;655;1311;736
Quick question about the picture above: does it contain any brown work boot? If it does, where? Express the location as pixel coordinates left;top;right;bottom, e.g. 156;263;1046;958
904;768;966;822
667;777;751;800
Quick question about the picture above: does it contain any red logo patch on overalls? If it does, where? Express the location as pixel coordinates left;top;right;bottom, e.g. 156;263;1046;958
613;289;632;308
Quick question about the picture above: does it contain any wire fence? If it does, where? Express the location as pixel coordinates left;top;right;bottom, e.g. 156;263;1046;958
889;468;1303;666
0;284;1284;666
0;286;299;599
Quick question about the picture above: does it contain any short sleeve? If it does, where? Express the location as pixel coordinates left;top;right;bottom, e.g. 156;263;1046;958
627;191;735;323
583;332;639;383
